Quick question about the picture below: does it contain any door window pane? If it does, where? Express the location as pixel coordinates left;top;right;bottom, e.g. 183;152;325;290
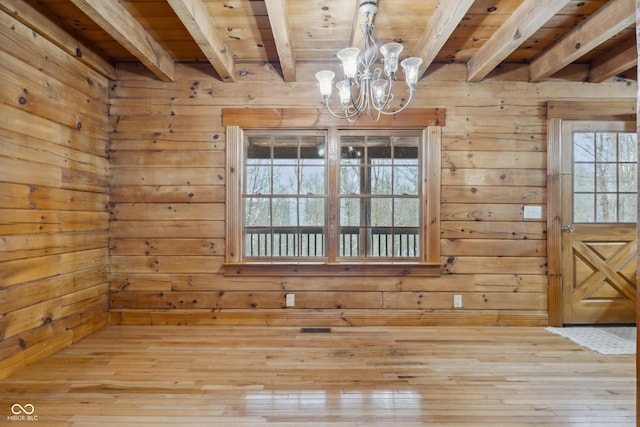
596;193;617;222
573;131;637;223
619;194;637;223
573;133;595;161
573;163;594;192
595;133;617;162
595;163;617;192
574;194;594;223
619;133;637;161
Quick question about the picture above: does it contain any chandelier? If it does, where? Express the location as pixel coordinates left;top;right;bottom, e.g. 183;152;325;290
315;1;422;123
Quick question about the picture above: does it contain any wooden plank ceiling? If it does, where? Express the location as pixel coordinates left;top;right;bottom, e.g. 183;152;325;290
20;0;637;83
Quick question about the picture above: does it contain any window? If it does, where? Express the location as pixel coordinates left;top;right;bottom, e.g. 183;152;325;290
224;108;443;276
572;130;637;223
244;131;327;258
338;132;421;259
243;130;422;261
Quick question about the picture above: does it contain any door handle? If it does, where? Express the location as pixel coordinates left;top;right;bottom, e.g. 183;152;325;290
562;225;575;232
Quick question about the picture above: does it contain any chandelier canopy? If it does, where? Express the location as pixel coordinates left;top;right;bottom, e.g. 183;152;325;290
315;2;422;123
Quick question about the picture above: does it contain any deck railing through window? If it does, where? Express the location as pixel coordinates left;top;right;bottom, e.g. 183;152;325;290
245;227;419;258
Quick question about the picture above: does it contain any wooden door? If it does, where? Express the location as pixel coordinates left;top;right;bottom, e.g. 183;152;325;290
561;121;637;324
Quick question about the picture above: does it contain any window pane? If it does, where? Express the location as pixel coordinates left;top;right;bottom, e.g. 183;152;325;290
394;165;418;194
300;165;325;195
619;194;637;223
273;141;298;164
341;144;364;160
245;198;270;226
340;164;362;194
340;197;361;226
300;229;325;257
619;133;637;162
246;142;271;160
371;198;392;227
272;198;297;226
272;165;298;194
596;193;617;222
273;229;297;257
573;163;594;192
394;231;419;257
574;194;594;223
394;199;419;226
595;163;617;192
394;144;418;159
619;163;637;192
371;229;392;257
574;133;594;162
369;145;392;163
596;133;617;162
246;165;271;194
371;166;392;194
245;232;271;257
300;198;324;226
339;227;360;257
299;137;325;160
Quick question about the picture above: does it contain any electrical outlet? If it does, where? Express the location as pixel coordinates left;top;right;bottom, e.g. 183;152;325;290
285;293;295;307
453;294;462;308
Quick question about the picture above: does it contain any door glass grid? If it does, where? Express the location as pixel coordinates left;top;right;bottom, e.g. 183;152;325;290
573;131;637;223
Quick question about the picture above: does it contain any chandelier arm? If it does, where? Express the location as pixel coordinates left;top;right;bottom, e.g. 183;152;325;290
367;105;382;122
322;96;361;120
378;88;416;116
360;14;377;71
360;78;370;112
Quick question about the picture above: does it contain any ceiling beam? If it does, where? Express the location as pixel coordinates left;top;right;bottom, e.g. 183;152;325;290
589;36;637;83
69;0;175;82
529;0;635;82
467;0;570;82
0;0;116;80
167;0;235;82
414;0;475;78
264;0;296;82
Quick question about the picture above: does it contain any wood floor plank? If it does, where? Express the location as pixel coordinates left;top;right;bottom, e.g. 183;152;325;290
0;326;634;426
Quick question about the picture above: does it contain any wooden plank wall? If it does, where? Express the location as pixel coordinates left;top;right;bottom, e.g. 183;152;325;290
0;9;110;379
108;63;635;327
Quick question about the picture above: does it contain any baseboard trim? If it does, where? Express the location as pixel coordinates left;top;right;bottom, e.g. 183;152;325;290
0;313;107;381
109;309;548;327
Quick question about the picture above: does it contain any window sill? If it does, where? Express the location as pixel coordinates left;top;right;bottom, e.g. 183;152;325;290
223;262;441;277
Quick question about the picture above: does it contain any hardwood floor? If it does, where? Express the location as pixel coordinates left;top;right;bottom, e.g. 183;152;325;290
0;326;634;426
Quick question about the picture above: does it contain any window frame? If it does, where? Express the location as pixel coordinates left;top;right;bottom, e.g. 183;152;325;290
223;108;444;276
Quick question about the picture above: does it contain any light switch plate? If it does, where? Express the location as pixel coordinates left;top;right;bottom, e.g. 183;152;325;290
523;205;542;220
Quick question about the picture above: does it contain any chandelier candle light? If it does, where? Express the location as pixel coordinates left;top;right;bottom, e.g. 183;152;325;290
315;1;422;122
